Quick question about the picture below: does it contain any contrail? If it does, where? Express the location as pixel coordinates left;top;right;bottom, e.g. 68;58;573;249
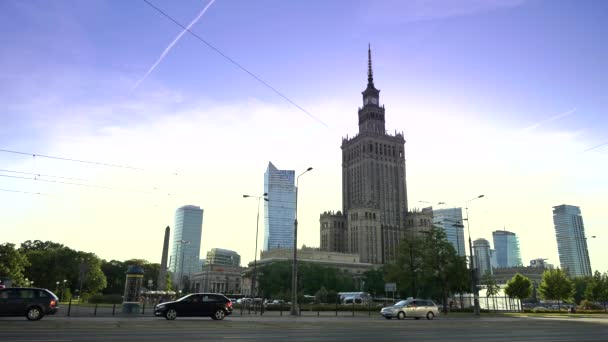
520;108;576;132
134;0;216;89
584;141;608;152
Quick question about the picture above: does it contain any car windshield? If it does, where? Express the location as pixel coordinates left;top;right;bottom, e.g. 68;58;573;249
177;294;192;302
394;300;410;307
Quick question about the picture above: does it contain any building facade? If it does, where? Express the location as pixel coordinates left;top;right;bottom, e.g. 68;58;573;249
473;238;493;276
431;207;466;256
321;46;409;265
552;205;592;277
170;205;203;287
206;248;241;267
492;230;522;268
264;162;296;250
320;211;347;253
191;264;243;294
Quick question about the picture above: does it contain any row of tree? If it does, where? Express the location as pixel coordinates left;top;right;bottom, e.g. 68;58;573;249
0;240;170;300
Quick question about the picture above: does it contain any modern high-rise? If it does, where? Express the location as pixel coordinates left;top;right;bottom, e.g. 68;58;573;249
492;230;522;268
552;205;592;277
336;46;408;264
473;238;493;276
264;162;296;250
205;248;241;267
432;208;466;257
170;205;203;287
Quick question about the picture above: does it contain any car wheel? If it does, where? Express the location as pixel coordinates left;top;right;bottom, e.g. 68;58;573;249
165;309;177;320
426;311;435;320
397;311;405;320
214;309;226;321
26;307;43;321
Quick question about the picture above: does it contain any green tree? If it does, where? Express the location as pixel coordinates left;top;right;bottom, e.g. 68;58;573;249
0;243;30;286
362;268;385;297
585;271;608;312
315;286;328;303
101;260;126;294
572;276;592;305
482;272;500;312
504;273;532;312
538;269;574;310
385;233;426;298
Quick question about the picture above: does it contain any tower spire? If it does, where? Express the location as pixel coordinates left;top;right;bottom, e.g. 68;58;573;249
367;43;374;86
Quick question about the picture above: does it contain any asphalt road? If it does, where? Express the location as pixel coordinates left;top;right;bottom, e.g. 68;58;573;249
1;315;607;341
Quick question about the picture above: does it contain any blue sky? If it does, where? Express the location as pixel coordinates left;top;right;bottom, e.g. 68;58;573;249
1;0;607;272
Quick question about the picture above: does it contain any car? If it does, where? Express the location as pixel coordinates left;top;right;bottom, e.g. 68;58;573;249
380;299;439;320
0;287;59;321
154;293;232;320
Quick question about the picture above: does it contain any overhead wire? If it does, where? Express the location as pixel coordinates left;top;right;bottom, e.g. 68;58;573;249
0;168;89;182
0;149;144;170
0;188;48;196
141;0;328;127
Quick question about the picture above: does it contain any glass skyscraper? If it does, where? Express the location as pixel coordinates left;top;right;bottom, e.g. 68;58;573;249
553;205;592;277
170;205;203;286
492;230;522;268
264;162;296;250
473;238;492;276
432;208;466;257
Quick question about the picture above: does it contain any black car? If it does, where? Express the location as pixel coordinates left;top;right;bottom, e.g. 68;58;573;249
0;287;59;321
154;293;232;320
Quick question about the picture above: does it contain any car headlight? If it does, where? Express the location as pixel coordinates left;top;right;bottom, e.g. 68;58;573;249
156;304;165;309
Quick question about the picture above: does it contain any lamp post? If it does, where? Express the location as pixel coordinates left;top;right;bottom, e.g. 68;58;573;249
62;279;67;302
243;192;269;298
464;194;484;316
178;239;191;293
291;167;313;316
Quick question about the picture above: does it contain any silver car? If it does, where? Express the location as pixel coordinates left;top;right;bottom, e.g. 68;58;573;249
380;299;439;320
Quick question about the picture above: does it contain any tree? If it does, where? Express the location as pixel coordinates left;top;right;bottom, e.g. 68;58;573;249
538;269;574;310
0;243;30;286
385;233;427;299
482;272;500;312
573;276;592;305
362;268;385;297
504;273;532;312
585;271;608;312
315;286;328;303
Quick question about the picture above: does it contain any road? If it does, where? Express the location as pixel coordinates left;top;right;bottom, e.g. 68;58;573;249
1;315;607;341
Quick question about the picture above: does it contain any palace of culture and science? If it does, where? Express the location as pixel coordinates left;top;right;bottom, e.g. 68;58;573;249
320;46;432;264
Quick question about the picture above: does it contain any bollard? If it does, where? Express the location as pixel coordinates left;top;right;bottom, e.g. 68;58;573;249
112;304;116;316
368;301;371;316
352;301;355;317
335;300;338;316
94;304;98;316
280;303;283;316
141;302;146;315
67;298;72;317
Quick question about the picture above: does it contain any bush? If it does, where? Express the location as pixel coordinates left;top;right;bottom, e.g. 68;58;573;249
579;300;603;310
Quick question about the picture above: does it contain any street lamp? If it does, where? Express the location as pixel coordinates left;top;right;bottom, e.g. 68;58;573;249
464;194;484;316
243;192;269;298
291;167;313;316
62;279;67;302
178;239;191;293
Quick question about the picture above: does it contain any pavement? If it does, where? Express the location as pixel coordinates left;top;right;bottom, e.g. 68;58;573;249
1;314;607;341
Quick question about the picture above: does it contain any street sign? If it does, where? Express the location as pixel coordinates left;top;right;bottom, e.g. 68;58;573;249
385;282;397;292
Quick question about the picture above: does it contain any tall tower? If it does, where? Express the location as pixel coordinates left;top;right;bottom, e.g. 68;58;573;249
157;226;170;291
264;162;296;250
170;205;203;286
492;230;522;268
553;205;592;277
340;46;408;264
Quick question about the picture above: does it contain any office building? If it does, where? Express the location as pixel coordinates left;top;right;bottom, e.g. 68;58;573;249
264;162;296;250
492;230;522;268
553;205;592;277
170;205;203;287
206;248;241;267
432;207;466;257
473;238;493;276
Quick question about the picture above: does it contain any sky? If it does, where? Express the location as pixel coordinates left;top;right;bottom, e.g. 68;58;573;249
1;0;607;273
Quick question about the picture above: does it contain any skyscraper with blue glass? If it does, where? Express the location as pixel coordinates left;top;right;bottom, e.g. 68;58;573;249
553;204;592;277
264;162;296;250
492;230;522;268
432;208;466;257
170;205;203;287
